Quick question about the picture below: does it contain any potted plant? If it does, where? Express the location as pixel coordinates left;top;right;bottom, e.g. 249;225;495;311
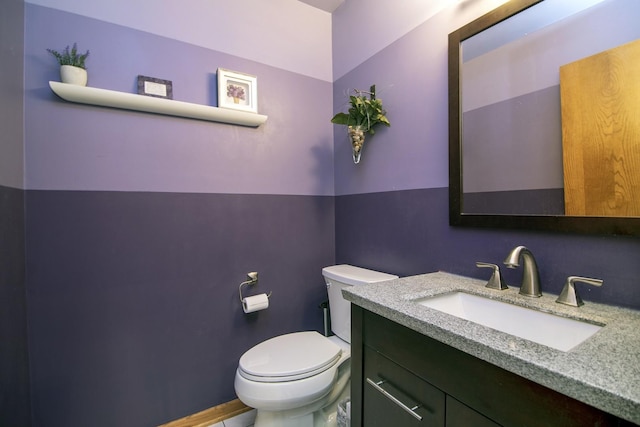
331;85;390;163
47;43;90;86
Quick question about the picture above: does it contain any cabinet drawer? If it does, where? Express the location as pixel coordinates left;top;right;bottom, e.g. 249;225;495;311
447;396;501;427
364;345;445;426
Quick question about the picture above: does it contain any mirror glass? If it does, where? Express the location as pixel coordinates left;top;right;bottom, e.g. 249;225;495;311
449;0;640;235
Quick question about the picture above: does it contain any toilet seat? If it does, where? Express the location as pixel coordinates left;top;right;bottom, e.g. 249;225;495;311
238;331;342;383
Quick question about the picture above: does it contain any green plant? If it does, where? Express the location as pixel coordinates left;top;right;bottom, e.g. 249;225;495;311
330;85;390;135
46;43;90;69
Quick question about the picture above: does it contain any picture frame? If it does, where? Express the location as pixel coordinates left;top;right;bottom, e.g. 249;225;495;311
137;75;173;99
217;68;258;113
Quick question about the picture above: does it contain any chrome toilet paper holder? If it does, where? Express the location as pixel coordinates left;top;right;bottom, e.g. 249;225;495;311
238;271;272;303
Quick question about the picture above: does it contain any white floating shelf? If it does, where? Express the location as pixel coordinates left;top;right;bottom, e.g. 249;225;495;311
49;81;267;127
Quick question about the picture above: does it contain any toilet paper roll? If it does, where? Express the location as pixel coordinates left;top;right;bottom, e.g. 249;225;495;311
242;293;269;313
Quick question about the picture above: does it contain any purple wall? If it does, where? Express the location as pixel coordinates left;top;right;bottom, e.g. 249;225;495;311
25;5;334;195
23;4;335;426
0;186;29;426
336;188;640;309
0;0;30;425
0;0;24;189
25;191;334;426
12;2;640;426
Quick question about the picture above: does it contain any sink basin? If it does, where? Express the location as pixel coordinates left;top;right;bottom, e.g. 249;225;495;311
416;292;602;351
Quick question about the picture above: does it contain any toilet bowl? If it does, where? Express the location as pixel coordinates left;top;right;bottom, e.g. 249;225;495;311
234;265;398;427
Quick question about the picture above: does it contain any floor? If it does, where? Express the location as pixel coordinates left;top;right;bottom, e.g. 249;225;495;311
207;409;256;427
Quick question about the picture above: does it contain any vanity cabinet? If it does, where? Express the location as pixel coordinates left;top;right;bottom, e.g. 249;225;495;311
351;306;633;427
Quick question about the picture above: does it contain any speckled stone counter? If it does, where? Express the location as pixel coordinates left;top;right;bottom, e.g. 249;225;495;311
342;271;640;424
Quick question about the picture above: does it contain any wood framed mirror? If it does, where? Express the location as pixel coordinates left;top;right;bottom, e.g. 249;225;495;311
448;0;640;235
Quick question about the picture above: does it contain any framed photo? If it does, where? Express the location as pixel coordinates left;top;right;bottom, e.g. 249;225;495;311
217;68;258;113
137;75;173;99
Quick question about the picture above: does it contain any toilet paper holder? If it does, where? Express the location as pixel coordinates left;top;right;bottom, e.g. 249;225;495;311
238;271;272;303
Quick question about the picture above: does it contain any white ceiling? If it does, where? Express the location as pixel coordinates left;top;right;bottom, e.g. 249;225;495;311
298;0;344;13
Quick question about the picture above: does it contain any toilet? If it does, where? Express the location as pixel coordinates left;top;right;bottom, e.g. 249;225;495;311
234;264;398;427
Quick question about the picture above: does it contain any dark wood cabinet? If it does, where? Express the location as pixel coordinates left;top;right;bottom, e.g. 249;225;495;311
351;306;634;427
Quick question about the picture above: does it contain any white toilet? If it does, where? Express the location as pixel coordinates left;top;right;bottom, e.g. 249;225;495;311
234;264;398;427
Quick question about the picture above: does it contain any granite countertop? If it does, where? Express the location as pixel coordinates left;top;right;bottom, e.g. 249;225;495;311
342;271;640;424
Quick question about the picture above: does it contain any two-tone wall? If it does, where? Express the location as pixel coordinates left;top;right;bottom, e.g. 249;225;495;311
7;0;640;425
0;0;29;425
333;0;640;309
23;1;335;426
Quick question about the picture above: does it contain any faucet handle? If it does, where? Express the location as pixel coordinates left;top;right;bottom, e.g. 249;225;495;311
556;276;603;307
476;262;508;290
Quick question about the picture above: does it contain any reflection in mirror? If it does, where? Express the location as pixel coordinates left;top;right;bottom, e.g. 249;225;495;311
449;0;640;235
560;39;640;217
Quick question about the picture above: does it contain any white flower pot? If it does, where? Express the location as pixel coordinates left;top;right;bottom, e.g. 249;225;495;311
60;65;87;86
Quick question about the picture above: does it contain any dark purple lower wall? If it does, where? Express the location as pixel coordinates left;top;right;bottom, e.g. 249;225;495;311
19;186;640;427
0;185;30;426
336;187;640;310
25;190;334;427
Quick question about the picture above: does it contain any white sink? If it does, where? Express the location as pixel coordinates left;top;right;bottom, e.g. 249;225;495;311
416;292;603;352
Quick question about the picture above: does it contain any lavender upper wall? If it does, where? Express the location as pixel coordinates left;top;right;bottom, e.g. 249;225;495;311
26;0;333;81
332;1;502;195
331;0;509;80
0;0;25;189
25;5;333;195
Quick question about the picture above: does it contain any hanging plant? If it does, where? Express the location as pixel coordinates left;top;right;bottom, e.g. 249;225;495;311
331;85;390;163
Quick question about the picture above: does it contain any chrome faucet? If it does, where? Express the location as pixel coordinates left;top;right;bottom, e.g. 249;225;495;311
503;246;542;297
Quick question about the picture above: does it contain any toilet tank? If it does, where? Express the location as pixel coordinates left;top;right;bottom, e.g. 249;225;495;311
322;264;398;343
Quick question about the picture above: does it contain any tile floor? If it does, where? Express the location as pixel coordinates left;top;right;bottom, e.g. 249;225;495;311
207;409;256;427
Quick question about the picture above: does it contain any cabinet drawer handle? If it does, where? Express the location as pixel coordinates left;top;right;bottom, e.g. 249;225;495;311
366;377;423;421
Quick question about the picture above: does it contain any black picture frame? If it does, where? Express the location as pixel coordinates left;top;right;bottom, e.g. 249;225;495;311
137;75;173;99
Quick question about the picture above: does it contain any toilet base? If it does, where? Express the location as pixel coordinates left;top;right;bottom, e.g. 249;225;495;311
255;410;313;427
253;378;349;427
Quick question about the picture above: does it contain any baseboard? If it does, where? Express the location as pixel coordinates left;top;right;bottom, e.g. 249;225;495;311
159;399;252;427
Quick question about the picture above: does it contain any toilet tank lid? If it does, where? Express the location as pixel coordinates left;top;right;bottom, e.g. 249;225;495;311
322;264;398;286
